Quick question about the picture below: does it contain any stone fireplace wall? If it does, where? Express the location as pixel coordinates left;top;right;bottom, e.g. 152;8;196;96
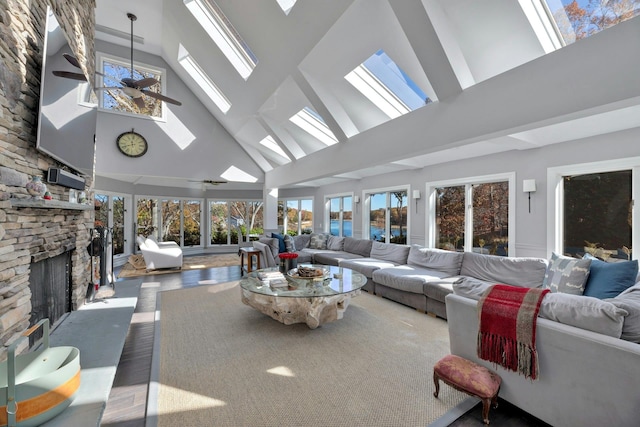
0;0;95;359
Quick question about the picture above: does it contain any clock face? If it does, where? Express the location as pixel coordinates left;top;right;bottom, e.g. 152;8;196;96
116;132;148;157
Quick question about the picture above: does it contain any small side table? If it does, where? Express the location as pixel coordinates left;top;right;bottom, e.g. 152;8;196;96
239;247;261;275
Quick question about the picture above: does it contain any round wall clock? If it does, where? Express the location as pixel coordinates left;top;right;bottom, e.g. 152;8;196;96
116;131;148;158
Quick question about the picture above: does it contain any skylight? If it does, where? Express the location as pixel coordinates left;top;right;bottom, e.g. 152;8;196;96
184;0;258;80
289;107;338;146
178;44;231;113
539;0;640;46
345;49;429;120
276;0;297;15
259;135;291;161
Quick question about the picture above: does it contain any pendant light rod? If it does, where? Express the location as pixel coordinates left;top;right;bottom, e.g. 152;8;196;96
127;13;137;79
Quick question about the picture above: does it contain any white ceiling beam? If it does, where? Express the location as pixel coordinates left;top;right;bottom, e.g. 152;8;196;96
291;69;349;143
388;0;462;101
265;17;640;188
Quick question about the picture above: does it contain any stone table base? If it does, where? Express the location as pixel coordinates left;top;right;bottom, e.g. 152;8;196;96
241;288;361;329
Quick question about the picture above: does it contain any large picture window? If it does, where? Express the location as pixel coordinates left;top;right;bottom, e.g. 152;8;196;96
327;195;353;237
548;159;639;261
136;197;204;248
428;174;514;256
278;198;313;235
364;188;408;244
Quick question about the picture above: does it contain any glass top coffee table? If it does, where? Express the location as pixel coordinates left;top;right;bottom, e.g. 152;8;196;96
240;264;367;329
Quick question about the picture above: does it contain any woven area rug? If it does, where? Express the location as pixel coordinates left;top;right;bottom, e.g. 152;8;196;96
117;253;240;278
149;282;466;427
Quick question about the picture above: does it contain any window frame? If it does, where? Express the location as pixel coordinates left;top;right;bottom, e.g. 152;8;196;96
96;52;168;121
547;158;640;259
324;193;354;237
426;172;515;256
362;185;413;244
279;197;314;235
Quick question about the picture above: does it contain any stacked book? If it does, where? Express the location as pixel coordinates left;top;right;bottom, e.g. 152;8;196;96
257;271;288;289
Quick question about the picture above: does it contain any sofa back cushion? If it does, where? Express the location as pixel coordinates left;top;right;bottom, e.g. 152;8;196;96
327;235;345;251
407;246;463;276
370;242;410;264
344;237;373;257
293;234;311;250
461;251;548;288
144;238;158;250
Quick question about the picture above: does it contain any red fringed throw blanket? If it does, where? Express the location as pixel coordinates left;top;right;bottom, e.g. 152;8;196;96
477;284;549;380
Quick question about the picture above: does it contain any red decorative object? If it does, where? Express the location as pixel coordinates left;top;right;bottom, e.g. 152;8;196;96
278;252;298;259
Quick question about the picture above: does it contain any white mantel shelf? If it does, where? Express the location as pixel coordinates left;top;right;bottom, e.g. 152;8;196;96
10;198;91;211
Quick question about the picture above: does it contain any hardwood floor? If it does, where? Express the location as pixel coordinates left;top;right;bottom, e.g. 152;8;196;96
100;260;242;427
99;258;546;426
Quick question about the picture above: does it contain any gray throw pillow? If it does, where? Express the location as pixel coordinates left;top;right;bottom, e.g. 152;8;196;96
283;234;296;252
539;292;628;338
543;252;591;295
309;233;329;249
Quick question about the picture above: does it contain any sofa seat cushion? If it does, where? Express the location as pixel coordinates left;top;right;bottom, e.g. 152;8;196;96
460;252;548;288
407;246;464;276
313;250;362;266
423;277;463;302
339;258;399;278
293;250;313;264
372;266;450;294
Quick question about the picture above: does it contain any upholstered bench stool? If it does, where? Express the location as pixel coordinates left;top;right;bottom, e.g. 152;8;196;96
433;354;501;425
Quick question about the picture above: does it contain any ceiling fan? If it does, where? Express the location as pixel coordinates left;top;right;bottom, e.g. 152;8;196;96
52;13;182;109
189;179;229;186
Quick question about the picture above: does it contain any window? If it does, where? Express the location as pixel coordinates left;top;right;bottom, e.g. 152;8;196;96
537;0;640;47
365;189;408;244
278;198;313;235
548;159;639;260
327;195;353;237
210;200;264;245
289;107;338;146
259;135;291;162
95;192;132;258
428;174;514;256
97;53;166;119
345;49;431;119
184;0;258;80
178;44;231;113
136;197;204;248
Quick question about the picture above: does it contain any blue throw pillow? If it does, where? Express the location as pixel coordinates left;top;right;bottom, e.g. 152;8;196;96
271;233;286;253
583;253;639;299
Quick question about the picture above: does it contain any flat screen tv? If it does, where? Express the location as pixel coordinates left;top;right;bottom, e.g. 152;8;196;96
36;7;97;176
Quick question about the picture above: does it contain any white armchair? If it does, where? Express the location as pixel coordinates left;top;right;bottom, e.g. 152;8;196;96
136;235;183;270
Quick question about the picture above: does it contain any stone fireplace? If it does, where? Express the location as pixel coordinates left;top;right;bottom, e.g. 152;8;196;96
0;0;96;360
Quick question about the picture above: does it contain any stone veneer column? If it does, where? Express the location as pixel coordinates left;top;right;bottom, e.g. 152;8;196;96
0;0;95;360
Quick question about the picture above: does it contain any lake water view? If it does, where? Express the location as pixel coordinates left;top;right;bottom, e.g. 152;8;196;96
330;220;403;238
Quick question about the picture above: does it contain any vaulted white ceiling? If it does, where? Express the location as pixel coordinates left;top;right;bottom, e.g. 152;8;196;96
94;0;640;190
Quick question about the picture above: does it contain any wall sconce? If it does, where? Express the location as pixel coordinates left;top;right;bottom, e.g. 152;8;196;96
353;195;360;213
412;189;421;213
523;179;536;213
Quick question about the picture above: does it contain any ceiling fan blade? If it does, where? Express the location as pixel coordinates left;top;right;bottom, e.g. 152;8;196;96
62;53;82;69
141;89;183;106
132;96;146;110
134;77;159;89
52;70;88;81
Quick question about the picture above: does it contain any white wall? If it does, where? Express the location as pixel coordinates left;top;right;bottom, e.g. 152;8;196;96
94;40;263;184
299;127;640;257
